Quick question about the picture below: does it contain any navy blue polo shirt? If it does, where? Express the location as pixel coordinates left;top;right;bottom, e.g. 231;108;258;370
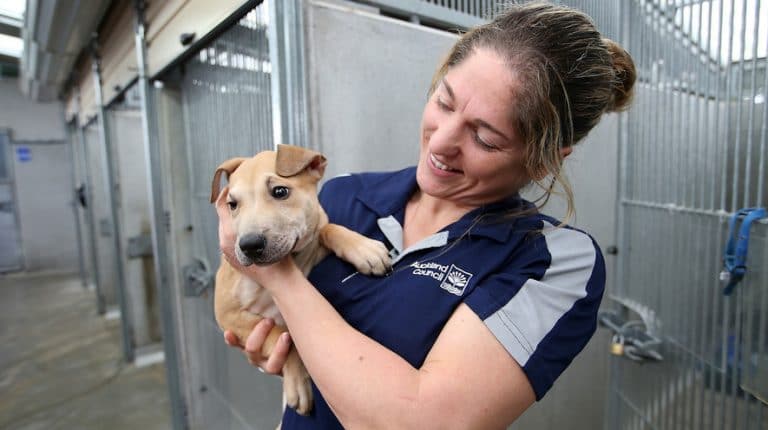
281;167;605;429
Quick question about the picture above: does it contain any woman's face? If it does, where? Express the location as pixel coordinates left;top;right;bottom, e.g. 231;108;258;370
417;48;530;208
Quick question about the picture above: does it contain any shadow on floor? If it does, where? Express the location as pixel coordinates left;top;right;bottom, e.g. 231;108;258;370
0;272;171;430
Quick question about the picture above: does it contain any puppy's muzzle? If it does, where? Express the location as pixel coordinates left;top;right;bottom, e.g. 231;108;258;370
239;233;267;262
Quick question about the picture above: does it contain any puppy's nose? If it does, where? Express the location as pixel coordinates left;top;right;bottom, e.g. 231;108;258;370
239;234;267;260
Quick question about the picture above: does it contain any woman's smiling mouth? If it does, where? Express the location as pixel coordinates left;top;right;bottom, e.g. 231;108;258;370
430;153;462;173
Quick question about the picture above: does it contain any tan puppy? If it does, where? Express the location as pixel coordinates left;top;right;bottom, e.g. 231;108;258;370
210;144;391;416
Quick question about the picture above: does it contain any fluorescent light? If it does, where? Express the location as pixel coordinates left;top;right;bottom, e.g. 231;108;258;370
674;0;768;64
0;33;22;57
0;0;25;20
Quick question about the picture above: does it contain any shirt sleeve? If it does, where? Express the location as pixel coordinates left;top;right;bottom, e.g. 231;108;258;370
464;222;606;400
317;174;358;224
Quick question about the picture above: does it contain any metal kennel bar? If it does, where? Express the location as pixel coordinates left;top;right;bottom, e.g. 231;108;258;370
92;47;135;363
134;2;186;428
65;120;89;289
0;130;23;273
269;0;310;149
75;111;106;313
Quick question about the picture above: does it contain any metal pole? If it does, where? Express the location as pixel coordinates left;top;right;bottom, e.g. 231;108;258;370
76;109;106;314
92;43;134;362
605;0;633;425
728;1;750;427
77;111;107;315
742;3;762;425
133;2;187;429
694;2;712;427
269;0;310;150
65;120;88;289
731;0;749;212
268;0;284;149
758;30;767;209
743;0;761;208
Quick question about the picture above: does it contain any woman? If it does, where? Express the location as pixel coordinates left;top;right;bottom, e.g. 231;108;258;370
219;2;636;428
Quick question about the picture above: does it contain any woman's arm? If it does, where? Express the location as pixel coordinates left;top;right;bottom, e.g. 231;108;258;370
236;257;534;429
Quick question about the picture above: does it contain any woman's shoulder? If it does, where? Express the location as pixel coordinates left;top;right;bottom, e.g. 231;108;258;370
321;167;415;193
318;167;416;223
512;212;603;254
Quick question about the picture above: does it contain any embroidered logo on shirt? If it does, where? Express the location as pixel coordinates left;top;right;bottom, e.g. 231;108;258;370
410;261;473;296
440;265;473;295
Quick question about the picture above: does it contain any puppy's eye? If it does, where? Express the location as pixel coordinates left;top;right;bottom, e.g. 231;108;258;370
271;186;290;200
227;200;238;210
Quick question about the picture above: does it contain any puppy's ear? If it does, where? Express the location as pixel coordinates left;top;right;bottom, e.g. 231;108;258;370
275;144;327;180
211;157;247;203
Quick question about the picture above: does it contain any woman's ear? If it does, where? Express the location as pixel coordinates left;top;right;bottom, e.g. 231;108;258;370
560;146;573;159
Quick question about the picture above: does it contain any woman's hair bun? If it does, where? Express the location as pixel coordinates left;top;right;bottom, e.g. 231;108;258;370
603;38;637;112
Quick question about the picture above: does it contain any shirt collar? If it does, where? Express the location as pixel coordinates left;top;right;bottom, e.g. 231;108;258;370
356;167;418;217
356;167;535;244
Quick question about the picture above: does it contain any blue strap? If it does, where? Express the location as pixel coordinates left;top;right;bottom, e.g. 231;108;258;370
722;207;766;295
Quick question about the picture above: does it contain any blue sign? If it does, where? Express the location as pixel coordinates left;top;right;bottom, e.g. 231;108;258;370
16;146;31;163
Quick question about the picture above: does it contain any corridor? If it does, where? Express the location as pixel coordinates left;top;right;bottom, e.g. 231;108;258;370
0;272;171;430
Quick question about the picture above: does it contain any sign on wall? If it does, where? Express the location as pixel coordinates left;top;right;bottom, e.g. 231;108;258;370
16;146;31;163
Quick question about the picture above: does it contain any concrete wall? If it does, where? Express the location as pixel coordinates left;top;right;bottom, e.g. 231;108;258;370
0;78;79;273
0;79;66;141
11;142;79;272
307;0;448;178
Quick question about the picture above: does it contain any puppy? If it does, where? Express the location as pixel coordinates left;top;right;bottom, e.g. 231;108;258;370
210;144;391;416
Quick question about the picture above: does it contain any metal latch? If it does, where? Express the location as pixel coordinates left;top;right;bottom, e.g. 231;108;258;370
183;258;214;297
720;207;766;295
127;233;153;258
599;296;663;363
99;218;113;237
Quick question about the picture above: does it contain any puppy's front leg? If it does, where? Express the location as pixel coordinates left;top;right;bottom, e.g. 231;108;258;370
283;349;313;415
320;224;391;275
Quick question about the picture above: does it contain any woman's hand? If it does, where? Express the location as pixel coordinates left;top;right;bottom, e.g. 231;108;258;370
223;318;293;375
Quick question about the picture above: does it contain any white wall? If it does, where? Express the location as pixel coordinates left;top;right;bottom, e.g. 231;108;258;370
0;79;66;141
12;142;79;271
0;77;78;273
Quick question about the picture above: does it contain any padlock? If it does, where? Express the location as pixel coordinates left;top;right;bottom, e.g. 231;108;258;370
610;333;625;356
719;270;731;284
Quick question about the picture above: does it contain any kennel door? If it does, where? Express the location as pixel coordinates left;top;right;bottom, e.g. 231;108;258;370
161;4;284;429
605;1;768;429
0;131;22;273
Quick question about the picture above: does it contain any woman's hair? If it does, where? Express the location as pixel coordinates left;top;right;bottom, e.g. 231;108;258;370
429;1;636;222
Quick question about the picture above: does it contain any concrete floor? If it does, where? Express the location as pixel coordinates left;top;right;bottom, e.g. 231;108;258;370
0;272;171;430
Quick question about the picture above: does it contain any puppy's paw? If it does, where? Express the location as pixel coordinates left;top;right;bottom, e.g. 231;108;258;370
341;237;392;276
283;354;313;415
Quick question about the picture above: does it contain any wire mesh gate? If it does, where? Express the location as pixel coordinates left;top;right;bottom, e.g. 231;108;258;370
162;4;284;428
603;0;768;429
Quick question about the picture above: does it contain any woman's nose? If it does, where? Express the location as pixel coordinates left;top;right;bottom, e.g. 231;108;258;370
428;118;463;155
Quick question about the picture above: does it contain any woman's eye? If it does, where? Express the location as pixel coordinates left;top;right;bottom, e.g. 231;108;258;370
271;186;290;200
473;132;498;152
227;200;238;210
436;96;452;112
